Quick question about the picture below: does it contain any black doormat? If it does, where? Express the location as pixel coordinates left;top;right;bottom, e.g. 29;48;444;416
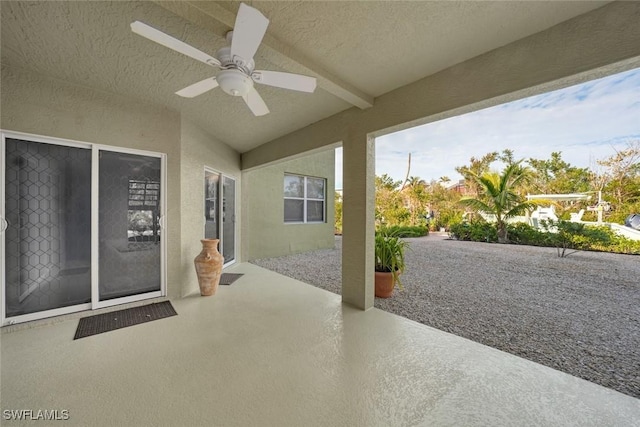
74;301;177;340
219;273;244;285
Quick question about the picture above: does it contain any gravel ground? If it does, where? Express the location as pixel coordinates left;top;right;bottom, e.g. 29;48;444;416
252;234;640;399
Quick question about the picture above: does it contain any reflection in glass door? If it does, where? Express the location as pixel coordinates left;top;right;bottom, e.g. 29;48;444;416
204;169;235;265
204;173;219;240
98;150;161;301
222;176;235;264
3;138;92;318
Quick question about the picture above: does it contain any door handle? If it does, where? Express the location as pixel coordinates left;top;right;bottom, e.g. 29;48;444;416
0;217;7;232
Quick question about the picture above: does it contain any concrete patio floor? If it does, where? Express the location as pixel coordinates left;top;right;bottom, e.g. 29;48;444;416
1;262;639;426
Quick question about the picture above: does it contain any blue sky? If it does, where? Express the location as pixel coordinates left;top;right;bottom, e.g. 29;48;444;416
335;67;640;189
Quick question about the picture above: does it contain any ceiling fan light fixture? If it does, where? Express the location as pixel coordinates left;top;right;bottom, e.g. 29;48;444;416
216;69;253;97
131;3;316;116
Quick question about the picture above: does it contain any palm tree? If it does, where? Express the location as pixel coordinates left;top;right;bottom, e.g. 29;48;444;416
459;161;538;243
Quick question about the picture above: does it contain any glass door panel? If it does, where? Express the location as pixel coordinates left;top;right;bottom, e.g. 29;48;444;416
204;171;219;240
98;150;161;301
4;138;92;317
203;170;235;265
222;176;235;264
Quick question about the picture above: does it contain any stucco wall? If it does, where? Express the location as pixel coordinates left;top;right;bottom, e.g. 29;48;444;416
0;64;183;298
242;149;335;260
2;63;335;302
179;119;241;297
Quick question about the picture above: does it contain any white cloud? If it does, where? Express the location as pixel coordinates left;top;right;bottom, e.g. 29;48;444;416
371;67;640;184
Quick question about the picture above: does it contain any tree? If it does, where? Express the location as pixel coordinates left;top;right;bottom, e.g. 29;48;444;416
524;151;591;219
402;176;428;226
334;191;343;234
498;149;517;166
459;161;540;243
455;152;499;197
527;151;590;195
375;174;400;191
375;174;409;226
596;140;640;207
428;178;464;230
587;140;640;223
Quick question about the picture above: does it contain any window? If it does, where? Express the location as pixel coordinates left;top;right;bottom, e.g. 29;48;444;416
284;174;326;223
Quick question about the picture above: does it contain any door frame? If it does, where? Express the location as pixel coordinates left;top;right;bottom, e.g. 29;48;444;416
91;145;167;310
1;130;167;325
203;167;237;267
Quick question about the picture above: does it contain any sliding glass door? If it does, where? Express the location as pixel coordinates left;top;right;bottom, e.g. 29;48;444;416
204;169;235;265
3;137;92;318
98;150;162;301
1;132;166;324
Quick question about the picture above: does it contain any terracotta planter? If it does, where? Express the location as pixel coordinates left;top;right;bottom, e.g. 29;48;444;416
375;271;396;298
194;239;224;296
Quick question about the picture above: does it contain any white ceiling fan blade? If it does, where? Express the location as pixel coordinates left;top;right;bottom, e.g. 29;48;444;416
131;21;221;68
175;77;219;98
242;87;269;116
230;3;269;62
252;71;317;93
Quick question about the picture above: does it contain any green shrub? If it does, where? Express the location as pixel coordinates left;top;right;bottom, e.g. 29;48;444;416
606;201;640;225
449;219;640;255
434;210;464;231
449;221;497;242
588;228;640;254
506;222;551;246
377;225;429;238
539;220;639;256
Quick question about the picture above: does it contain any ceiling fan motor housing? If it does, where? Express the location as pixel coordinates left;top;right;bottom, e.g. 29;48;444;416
216;46;255;72
216;69;253;97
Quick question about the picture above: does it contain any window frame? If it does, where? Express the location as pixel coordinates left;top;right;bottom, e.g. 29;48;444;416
283;174;326;224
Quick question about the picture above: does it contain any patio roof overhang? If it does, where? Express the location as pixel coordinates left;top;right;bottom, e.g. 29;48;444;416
241;1;640;310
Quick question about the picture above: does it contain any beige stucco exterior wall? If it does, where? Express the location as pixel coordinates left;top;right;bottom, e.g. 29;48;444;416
242;149;335;260
0;63;329;303
179;118;241;297
0;64;184;298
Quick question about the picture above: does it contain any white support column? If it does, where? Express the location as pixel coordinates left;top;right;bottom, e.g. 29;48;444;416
341;131;375;310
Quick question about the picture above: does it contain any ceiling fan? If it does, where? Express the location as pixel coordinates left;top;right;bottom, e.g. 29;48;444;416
131;2;316;116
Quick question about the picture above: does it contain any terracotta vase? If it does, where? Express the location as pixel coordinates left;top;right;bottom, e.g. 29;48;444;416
194;239;224;296
374;271;396;298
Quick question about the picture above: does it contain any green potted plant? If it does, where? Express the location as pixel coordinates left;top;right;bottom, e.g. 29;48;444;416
374;230;409;298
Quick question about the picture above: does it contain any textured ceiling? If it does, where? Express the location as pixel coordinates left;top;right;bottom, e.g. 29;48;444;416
1;1;610;152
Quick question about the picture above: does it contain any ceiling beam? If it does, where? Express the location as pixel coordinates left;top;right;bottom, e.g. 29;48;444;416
153;1;374;109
